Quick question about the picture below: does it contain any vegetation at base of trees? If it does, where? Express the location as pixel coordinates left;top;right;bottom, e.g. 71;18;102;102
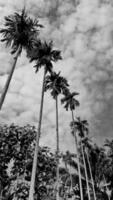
0;124;113;200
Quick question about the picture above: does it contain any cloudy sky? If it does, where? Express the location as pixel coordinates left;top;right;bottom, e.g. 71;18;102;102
0;0;113;151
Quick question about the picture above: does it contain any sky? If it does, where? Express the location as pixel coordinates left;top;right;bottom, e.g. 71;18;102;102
0;0;113;151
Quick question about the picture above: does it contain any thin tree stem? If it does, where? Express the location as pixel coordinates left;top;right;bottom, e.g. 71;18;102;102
86;148;97;200
69;166;73;191
28;67;46;200
0;46;21;110
56;95;59;200
65;162;73;191
81;144;91;200
0;183;3;200
103;175;110;200
71;110;83;200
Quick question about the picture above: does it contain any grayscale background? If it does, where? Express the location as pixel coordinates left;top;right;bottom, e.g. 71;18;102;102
0;0;113;151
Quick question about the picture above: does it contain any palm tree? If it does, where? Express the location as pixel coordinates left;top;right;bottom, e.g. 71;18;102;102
62;151;81;200
103;175;111;200
61;91;84;200
83;140;108;200
92;145;111;199
45;71;69;200
82;137;97;200
72;117;91;200
0;9;42;110
28;42;62;200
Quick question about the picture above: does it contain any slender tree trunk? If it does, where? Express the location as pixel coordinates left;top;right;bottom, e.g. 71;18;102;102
64;176;70;200
65;162;73;191
69;167;73;191
28;67;46;200
0;46;21;110
81;144;91;200
85;148;97;200
103;175;111;200
0;191;2;200
71;110;83;200
56;96;60;200
0;182;3;200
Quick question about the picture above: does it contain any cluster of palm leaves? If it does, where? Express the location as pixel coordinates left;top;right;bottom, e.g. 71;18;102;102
0;8;112;200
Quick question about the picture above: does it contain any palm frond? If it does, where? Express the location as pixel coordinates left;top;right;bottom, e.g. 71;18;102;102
61;91;80;111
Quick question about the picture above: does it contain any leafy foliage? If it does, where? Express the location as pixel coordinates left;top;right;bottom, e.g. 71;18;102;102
0;124;36;199
104;140;113;188
0;125;56;199
62;151;77;170
0;124;113;199
0;124;78;200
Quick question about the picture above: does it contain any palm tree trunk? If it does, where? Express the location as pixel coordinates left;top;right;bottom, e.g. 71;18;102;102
56;95;60;200
71;110;83;200
64;162;73;193
28;67;46;200
85;148;97;200
0;46;21;110
81;144;91;200
69;168;73;191
103;175;110;200
64;176;70;200
0;182;3;200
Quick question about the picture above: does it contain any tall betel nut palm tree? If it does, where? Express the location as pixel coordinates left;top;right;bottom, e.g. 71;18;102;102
61;91;84;200
0;9;43;110
28;41;62;200
72;117;91;200
45;71;69;200
76;119;97;200
83;137;97;200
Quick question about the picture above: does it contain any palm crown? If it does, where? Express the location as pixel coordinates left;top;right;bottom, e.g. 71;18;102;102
70;117;88;138
62;151;77;169
44;71;69;99
80;136;92;150
61;91;80;111
0;9;43;54
28;40;62;73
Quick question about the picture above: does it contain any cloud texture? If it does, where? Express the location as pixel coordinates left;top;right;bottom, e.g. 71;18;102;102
0;0;113;150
